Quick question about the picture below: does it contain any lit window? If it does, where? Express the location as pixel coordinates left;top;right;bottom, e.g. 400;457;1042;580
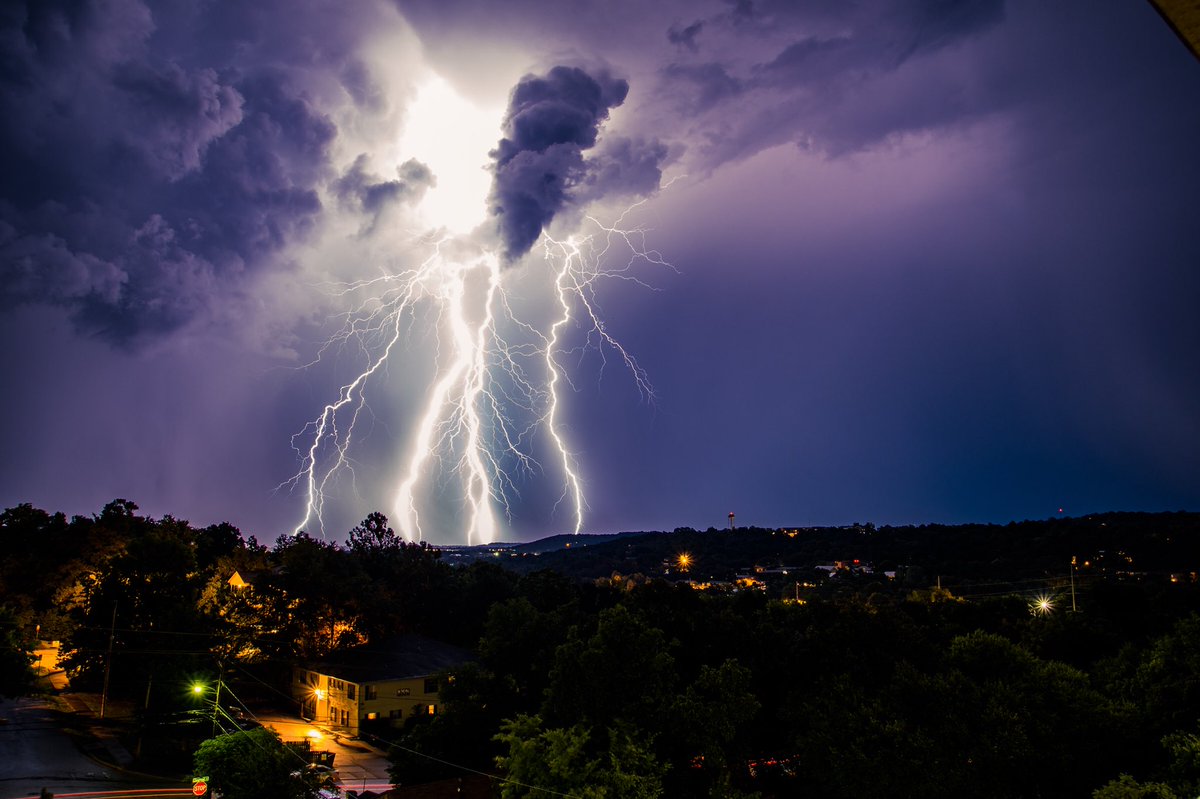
426;704;437;715
366;712;378;721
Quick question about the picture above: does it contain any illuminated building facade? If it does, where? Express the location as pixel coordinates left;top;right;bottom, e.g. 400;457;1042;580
292;635;473;735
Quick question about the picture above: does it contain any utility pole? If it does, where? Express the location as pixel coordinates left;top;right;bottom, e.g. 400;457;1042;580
1070;556;1078;612
211;663;223;737
99;602;117;719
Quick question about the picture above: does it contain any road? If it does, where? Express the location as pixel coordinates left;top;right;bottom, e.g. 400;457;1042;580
6;792;190;799
0;695;139;799
0;686;392;798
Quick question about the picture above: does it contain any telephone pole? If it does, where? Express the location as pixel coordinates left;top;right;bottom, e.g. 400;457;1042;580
99;602;117;719
1070;556;1078;612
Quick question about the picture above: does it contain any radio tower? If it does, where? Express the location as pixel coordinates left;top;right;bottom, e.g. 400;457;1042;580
728;511;735;531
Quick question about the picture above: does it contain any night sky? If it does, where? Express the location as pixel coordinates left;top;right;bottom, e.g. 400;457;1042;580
1;0;1197;544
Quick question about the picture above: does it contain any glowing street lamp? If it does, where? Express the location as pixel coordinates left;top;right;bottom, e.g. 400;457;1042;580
1030;595;1055;616
190;676;224;735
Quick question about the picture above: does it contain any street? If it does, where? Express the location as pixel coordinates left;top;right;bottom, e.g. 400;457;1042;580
3;642;393;798
0;695;127;799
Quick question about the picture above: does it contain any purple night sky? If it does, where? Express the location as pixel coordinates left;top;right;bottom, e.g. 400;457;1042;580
1;0;1197;544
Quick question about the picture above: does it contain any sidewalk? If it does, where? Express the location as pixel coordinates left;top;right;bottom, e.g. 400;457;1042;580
54;691;137;770
34;645;167;780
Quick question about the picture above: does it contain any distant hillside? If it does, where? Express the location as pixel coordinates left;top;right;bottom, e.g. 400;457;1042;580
462;512;1200;588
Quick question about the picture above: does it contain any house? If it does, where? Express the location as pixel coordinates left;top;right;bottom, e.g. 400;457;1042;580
292;635;473;736
227;569;255;589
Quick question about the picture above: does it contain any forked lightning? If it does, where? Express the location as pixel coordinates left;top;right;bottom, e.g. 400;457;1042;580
284;208;670;544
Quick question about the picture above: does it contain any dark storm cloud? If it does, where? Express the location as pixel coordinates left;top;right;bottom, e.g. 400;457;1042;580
659;0;1007;165
575;136;670;203
333;155;436;231
667;20;704;52
488;65;666;261
0;0;376;344
661;62;744;113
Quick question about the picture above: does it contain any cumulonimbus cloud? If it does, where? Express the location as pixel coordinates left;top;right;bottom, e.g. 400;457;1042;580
487;65;667;262
0;0;388;346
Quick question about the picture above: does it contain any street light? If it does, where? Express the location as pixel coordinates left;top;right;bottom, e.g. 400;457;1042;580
191;676;224;736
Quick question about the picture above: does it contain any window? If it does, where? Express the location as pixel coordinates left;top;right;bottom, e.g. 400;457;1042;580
423;677;438;694
347;684;356;700
365;685;378;701
365;711;377;721
389;709;403;719
396;687;410;697
426;704;437;716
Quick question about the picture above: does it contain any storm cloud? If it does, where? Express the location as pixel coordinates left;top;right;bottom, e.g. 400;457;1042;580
332;155;436;233
1;0;1197;545
488;65;666;262
0;0;378;344
656;0;1008;165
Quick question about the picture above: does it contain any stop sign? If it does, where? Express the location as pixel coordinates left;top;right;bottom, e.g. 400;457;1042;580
192;781;207;796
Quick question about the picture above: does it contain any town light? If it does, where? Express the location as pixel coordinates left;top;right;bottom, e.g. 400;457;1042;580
1030;595;1055;615
192;683;205;695
677;553;693;570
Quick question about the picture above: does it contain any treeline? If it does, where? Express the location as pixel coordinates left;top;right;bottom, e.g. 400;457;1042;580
5;500;1200;797
0;500;518;705
381;565;1200;798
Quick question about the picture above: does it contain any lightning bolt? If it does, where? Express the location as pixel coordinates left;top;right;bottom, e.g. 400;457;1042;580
283;208;672;544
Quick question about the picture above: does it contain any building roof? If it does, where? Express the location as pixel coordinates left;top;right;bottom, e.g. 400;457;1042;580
304;635;474;684
1149;0;1200;60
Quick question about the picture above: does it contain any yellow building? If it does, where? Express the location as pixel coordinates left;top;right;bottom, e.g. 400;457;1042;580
292;635;473;736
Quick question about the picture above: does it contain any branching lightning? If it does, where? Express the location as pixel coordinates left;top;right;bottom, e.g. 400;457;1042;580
283;207;672;544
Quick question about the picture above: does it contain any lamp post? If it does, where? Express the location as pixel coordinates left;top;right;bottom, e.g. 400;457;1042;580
192;671;224;737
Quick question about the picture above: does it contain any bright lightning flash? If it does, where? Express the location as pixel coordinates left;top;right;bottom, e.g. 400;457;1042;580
284;205;671;545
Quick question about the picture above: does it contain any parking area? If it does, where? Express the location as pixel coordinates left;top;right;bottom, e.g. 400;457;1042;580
257;713;394;793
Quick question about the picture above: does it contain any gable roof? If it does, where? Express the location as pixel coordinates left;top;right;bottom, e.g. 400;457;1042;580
303;635;474;684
